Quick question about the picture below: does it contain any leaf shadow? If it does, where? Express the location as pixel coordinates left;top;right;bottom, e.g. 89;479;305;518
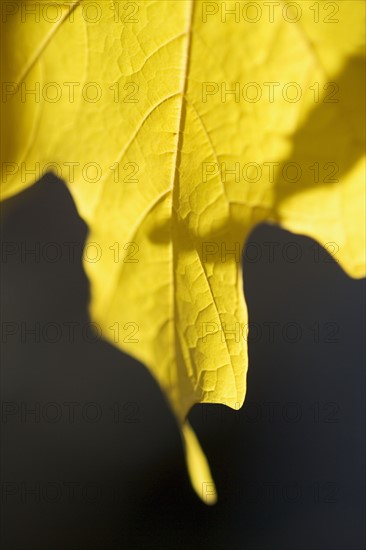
148;56;365;258
271;55;365;210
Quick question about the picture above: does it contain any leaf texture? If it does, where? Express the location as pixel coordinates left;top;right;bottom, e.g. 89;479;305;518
1;0;365;503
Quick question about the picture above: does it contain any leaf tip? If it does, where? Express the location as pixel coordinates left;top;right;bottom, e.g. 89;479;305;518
182;422;218;505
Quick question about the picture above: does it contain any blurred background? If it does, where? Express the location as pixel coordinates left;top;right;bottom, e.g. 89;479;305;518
1;174;365;550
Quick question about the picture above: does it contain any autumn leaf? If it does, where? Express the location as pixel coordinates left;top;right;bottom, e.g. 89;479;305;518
1;0;365;504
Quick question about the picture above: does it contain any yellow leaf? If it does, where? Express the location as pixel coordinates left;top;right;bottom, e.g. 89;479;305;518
1;0;365;502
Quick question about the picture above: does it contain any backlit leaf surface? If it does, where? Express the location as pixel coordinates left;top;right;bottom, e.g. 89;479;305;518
1;0;365;503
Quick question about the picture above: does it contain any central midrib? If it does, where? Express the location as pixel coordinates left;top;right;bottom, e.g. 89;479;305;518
169;0;195;404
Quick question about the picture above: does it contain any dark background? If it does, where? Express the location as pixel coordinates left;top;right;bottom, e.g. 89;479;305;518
1;174;365;550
